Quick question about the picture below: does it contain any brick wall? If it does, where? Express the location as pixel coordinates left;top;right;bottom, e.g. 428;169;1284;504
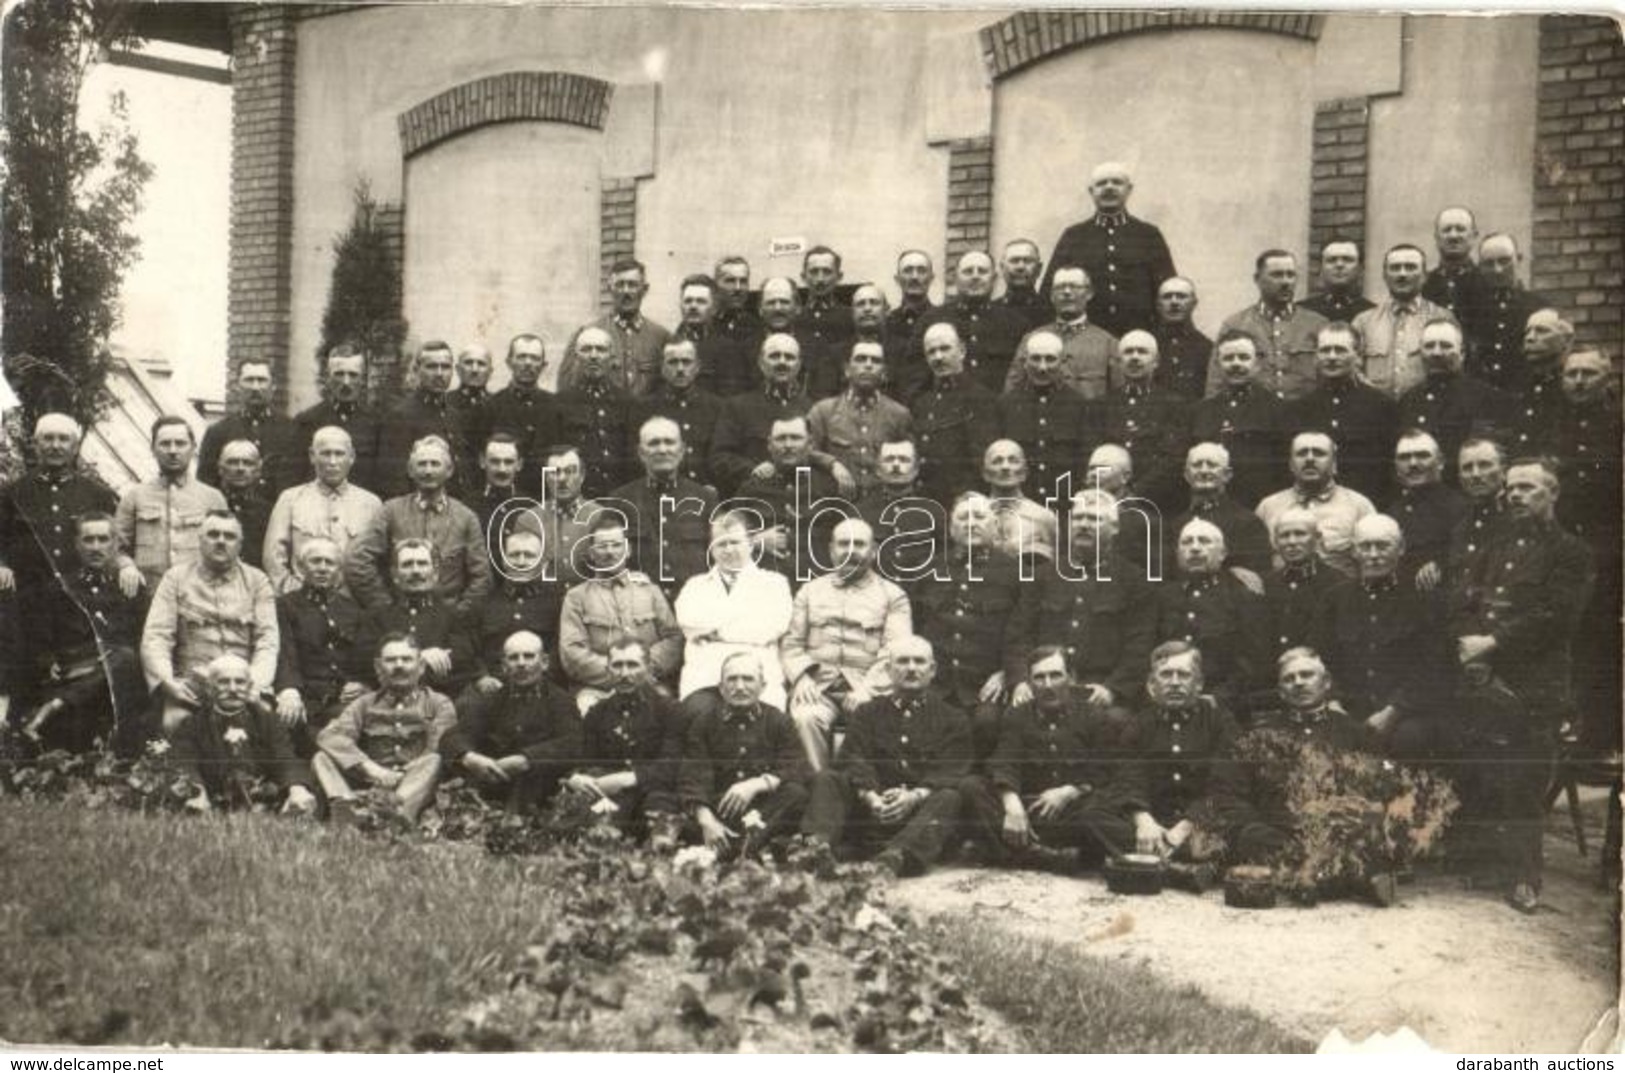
1307;97;1370;275
227;6;299;413
1531;15;1624;355
945;136;994;279
397;71;612;158
979;11;1323;80
599;179;639;313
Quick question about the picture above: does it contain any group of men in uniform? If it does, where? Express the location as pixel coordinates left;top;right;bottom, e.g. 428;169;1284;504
0;163;1616;915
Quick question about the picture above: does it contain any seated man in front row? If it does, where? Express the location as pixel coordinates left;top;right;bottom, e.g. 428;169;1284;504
563;637;686;835
800;636;970;877
1127;640;1238;887
442;630;580;813
677;652;809;855
272;536;369;755
314;633;457;826
961;646;1143;872
169;654;318;815
781;518;912;772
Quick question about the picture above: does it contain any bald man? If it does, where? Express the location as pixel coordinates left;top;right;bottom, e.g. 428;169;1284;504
1101;329;1190;509
995;329;1099;498
263;425;384;593
451;343;494;413
169;654;316;815
1041;161;1177;336
1155;518;1268;712
444;630;582;812
707;331;852;497
1467;234;1549;392
912;251;1028;393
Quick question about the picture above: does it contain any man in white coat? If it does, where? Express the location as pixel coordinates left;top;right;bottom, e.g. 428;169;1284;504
674;510;793;710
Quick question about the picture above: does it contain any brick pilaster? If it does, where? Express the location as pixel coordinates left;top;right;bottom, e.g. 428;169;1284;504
227;5;298;414
1308;97;1369;274
944;136;994;278
599;178;639;313
1531;16;1624;355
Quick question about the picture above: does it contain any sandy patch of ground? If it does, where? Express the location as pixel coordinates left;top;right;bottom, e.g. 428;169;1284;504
892;803;1621;1052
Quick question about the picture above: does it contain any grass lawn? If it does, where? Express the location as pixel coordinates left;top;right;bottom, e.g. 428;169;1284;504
927;916;1311;1053
0;799;1308;1052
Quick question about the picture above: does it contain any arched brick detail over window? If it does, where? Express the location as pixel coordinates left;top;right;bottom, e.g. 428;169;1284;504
397;71;613;158
980;11;1325;80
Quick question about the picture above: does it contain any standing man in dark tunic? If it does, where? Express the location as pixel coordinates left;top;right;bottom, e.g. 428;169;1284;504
913;251;1027;394
1300;240;1375;323
1040;161;1176;337
993;238;1053;333
199;359;303;498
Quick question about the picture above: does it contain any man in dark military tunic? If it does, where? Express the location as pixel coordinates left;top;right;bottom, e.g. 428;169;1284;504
961;645;1144;870
216;439;274;570
1191;331;1288;509
913;493;1023;759
293;345;383;494
993;238;1053;333
1127;641;1240;882
1102;329;1190;511
1449;437;1507;582
14;512;148;755
1422;206;1490;327
795;246;854;400
444;630;581;813
629;338;724;489
1040;162;1176;337
1287;321;1399;504
1261;506;1337;657
1150;277;1211;400
605;416;717;601
913;251;1027;394
272;536;368;755
199;359;303;498
678;651;810;853
1397;318;1513;472
474;529;564;679
1388;430;1467;591
565;637;685;835
1008;489;1158;721
886;250;939;401
357;538;478;699
1449;458;1594;913
1507;309;1573;455
710;256;764;398
996;329;1100;500
800;636;971;876
1467;234;1549;392
376;342;470;498
733;415;844;587
1155;518;1268;715
910;322;999;505
1300;240;1376;323
556;326;634;499
471;333;560;496
1311;514;1454;761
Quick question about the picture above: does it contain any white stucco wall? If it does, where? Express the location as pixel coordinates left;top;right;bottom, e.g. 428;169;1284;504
288;5;993;408
991;29;1317;336
1366;16;1539;295
285;9;1545;407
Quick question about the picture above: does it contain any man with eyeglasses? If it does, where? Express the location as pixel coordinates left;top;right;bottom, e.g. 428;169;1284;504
1004;266;1119;401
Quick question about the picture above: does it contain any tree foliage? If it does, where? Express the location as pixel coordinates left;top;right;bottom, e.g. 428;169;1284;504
319;179;407;402
2;0;153;431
